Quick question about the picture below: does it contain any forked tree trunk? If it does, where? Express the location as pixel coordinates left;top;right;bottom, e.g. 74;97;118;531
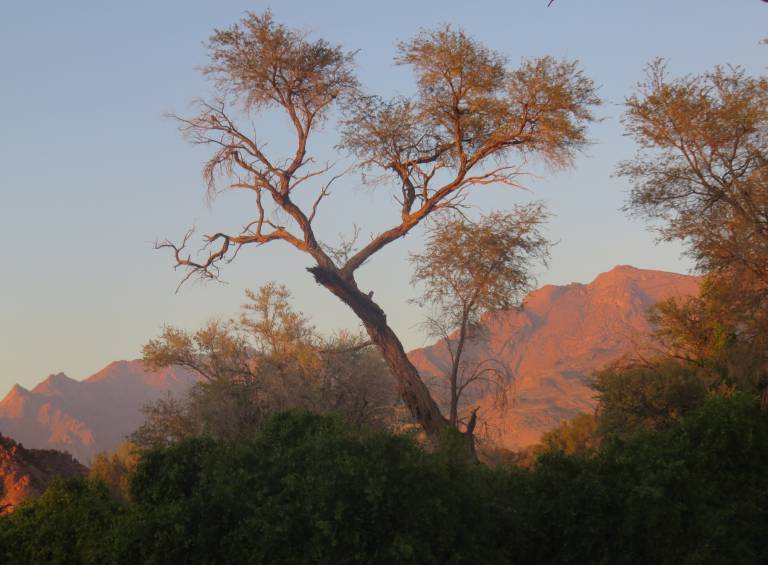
308;266;449;437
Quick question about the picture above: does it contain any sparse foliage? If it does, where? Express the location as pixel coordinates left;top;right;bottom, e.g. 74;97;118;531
160;11;599;439
619;60;768;400
136;283;400;446
619;61;768;284
89;441;140;502
647;274;768;403
410;206;550;433
131;394;192;449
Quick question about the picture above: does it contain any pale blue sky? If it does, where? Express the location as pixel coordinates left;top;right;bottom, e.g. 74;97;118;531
1;1;765;389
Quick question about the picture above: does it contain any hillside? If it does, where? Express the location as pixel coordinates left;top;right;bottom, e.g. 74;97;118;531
0;361;197;463
0;433;86;514
409;265;699;450
0;266;698;460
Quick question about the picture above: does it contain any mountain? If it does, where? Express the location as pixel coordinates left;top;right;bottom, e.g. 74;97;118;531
0;361;198;463
409;265;699;450
0;433;86;514
0;266;698;461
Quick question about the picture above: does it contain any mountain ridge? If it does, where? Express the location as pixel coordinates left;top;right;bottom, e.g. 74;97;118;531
0;266;699;459
409;265;699;449
0;361;198;463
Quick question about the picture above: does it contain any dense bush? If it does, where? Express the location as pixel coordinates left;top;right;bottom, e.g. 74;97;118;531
125;410;506;564
592;360;709;439
515;393;768;564
1;397;767;564
0;478;123;564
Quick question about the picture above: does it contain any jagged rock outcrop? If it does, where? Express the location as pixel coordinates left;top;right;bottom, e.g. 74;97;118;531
0;361;198;463
0;433;86;514
409;265;699;450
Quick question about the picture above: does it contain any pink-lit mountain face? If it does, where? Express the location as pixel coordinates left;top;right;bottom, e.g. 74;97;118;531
0;267;698;461
0;361;197;463
409;266;700;450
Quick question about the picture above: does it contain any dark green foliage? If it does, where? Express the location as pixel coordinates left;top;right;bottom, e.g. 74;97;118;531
593;360;709;439
0;478;123;564
2;398;767;564
514;393;768;564
127;410;507;564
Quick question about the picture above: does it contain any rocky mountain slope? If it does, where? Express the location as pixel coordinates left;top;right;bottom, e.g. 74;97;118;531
0;433;86;514
0;266;698;461
0;361;197;463
409;265;699;450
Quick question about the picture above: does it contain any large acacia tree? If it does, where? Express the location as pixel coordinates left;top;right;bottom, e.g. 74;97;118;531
619;60;768;398
161;12;599;438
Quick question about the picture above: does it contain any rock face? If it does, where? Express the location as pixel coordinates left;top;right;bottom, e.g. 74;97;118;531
0;361;198;463
409;266;699;450
0;266;697;460
0;433;87;514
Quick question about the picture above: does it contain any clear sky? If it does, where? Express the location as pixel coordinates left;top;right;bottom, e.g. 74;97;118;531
1;1;766;389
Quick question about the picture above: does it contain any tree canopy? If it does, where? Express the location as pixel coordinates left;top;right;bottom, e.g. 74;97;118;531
619;60;768;399
619;61;768;284
160;11;600;439
137;284;400;447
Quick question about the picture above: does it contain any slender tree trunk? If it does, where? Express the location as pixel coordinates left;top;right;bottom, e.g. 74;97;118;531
307;266;449;437
451;318;479;461
449;317;469;428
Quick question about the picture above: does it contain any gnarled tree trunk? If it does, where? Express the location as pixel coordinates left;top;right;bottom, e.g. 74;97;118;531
308;265;449;438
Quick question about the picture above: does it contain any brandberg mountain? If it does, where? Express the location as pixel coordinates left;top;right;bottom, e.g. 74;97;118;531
409;265;699;449
0;266;697;461
0;361;197;463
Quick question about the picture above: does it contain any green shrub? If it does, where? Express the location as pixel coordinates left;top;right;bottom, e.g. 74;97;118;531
593;360;708;439
2;397;766;564
0;478;123;564
127;410;508;564
510;393;768;564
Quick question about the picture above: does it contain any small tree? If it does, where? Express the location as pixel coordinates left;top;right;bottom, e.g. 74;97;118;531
592;360;708;439
137;283;400;446
159;12;599;439
410;206;550;433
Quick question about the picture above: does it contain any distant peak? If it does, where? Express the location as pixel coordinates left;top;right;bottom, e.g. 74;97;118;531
0;384;31;407
84;359;142;383
43;373;76;385
592;265;671;285
610;264;639;273
6;384;29;397
32;372;78;395
48;372;72;381
601;264;640;276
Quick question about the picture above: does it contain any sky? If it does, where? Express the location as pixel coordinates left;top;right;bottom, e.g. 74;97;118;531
1;1;766;390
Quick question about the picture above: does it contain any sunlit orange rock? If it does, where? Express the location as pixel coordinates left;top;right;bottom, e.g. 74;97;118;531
409;265;699;450
0;433;86;514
